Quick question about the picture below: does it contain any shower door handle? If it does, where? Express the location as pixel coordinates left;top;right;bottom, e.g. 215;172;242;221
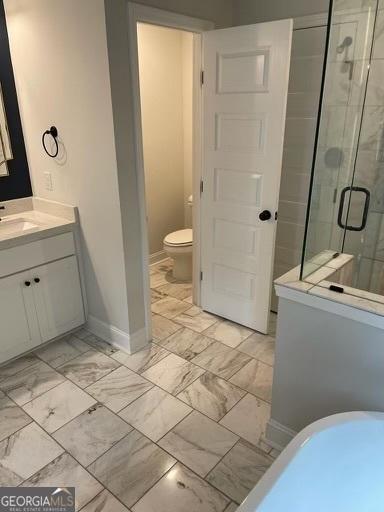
337;186;370;232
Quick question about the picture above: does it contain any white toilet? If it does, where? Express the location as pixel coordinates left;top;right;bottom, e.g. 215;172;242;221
163;195;193;281
163;228;193;281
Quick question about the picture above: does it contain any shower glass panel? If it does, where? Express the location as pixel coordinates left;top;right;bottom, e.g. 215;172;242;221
301;0;382;295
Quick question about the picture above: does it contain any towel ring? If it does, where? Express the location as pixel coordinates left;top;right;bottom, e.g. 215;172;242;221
42;126;59;158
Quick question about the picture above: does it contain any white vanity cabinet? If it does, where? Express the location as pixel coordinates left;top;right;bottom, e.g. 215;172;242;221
0;270;41;355
0;231;85;363
30;256;84;342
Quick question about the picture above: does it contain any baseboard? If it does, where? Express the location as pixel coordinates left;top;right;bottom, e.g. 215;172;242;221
265;418;297;451
149;250;167;265
87;315;148;354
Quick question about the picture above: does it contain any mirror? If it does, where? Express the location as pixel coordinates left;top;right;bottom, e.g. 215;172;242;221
0;83;13;177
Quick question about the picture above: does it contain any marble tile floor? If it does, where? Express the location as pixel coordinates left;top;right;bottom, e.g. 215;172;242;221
0;259;278;511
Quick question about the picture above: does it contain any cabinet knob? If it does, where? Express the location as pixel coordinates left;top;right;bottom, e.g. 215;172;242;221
24;281;31;287
34;278;40;284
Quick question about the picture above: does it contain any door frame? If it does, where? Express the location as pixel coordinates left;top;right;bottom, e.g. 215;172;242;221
126;2;213;340
293;13;328;30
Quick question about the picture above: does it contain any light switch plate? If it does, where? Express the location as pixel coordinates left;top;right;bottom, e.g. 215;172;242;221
44;171;53;191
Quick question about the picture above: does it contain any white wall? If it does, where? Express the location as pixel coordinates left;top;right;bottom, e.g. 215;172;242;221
233;0;328;25
4;0;132;342
134;0;233;28
268;294;384;447
137;24;193;256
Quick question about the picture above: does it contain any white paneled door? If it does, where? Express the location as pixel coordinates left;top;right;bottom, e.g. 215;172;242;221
201;20;292;333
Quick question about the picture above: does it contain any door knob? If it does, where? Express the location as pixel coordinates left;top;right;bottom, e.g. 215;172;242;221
259;210;272;221
24;281;31;287
34;278;40;283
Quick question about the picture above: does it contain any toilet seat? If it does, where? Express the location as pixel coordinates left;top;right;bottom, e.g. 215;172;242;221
163;229;193;281
164;229;193;247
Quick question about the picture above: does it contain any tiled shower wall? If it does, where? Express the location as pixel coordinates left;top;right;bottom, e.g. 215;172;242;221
297;0;384;295
272;23;326;309
344;3;384;293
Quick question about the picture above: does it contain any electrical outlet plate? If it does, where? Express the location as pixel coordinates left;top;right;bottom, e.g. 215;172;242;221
44;171;53;191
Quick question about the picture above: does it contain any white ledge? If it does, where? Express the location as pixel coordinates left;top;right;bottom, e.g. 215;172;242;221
275;254;384;329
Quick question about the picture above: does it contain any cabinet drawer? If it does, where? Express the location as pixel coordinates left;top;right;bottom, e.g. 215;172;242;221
0;232;75;278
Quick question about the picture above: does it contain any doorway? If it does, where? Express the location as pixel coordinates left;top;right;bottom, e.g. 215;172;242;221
128;3;210;343
129;3;292;342
137;21;198;329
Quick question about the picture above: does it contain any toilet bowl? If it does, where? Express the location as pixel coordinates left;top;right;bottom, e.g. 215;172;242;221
163;228;193;281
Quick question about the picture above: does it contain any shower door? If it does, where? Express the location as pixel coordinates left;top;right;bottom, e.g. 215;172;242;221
341;12;384;294
302;0;382;295
333;1;384;294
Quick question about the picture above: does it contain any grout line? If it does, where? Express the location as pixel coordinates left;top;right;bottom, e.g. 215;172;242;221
125;440;231;510
114;383;169;418
34;332;97;368
111;344;173;375
0;333;122;409
151;304;275;364
81;429;135;469
226;361;273;404
17;427;135;510
150;310;274;403
0;357;42;383
0;329;93;383
10;351;124;433
38;341;124;386
205;428;275;493
155;335;215;362
203;439;246;504
15;378;67;408
156;411;239;477
140;357;206;398
82;367;156;408
9;358;123;410
77;489;128;511
0;414;33;444
80;427;181;510
22;397;98;436
154;408;195;445
54;360;123;392
176;372;246;418
126;459;179;509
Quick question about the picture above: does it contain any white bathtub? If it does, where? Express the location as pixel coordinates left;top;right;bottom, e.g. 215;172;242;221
238;412;384;512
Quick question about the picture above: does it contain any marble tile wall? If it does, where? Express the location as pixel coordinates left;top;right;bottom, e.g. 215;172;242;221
342;3;384;291
304;1;384;297
273;25;327;309
0;259;277;511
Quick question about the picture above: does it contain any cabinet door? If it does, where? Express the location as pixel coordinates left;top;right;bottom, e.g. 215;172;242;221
32;256;85;342
0;271;41;362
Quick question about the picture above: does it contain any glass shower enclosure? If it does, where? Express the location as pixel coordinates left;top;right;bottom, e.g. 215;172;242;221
301;0;384;295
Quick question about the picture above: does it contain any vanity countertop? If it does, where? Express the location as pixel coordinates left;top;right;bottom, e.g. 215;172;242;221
0;197;78;250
